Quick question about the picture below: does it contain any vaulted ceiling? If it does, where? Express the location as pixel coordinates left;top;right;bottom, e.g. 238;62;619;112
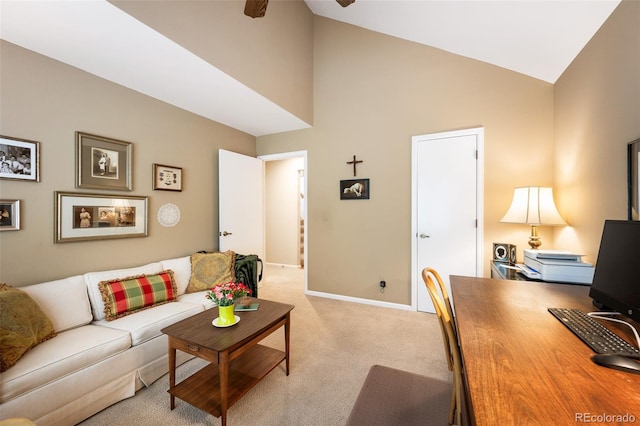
0;0;620;136
307;0;620;84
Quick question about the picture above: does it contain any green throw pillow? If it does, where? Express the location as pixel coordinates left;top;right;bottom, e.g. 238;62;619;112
0;283;57;372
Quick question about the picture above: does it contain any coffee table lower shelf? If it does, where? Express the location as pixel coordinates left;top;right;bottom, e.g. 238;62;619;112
168;344;286;417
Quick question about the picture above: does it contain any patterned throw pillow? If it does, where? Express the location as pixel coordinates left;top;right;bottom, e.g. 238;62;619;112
186;251;236;293
0;283;57;371
99;270;177;321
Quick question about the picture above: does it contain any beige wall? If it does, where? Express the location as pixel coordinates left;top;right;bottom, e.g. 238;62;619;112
0;41;255;286
112;0;314;126
258;17;555;305
553;0;640;263
265;157;304;266
3;2;636;306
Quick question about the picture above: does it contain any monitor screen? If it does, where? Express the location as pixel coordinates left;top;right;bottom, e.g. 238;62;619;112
589;220;640;323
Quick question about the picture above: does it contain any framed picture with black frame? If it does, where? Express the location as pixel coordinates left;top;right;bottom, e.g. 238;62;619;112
628;138;640;221
153;163;182;191
340;178;370;200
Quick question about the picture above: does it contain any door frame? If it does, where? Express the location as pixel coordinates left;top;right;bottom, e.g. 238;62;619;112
259;150;308;292
410;127;484;310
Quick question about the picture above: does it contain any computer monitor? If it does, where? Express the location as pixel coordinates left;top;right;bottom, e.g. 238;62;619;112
589;220;640;323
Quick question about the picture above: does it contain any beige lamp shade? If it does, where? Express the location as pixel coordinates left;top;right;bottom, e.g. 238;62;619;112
500;187;565;249
500;187;566;225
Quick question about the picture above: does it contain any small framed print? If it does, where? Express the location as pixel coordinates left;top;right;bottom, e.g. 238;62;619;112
494;243;517;265
0;199;20;231
55;192;148;243
76;132;132;191
0;135;40;182
493;243;509;263
340;178;370;200
508;244;517;265
153;164;182;191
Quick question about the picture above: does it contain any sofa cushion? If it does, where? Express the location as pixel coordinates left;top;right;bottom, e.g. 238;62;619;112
186;251;235;294
0;324;130;403
93;301;204;346
99;271;178;321
177;291;216;309
21;275;92;333
85;262;164;321
0;284;57;372
159;256;192;295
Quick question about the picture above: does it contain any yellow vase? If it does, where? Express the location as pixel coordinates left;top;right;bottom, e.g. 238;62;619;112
218;304;236;326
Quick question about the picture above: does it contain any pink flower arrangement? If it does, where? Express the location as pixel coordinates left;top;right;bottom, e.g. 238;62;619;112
205;282;251;307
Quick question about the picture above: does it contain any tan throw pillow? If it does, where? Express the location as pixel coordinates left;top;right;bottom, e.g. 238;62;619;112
186;251;236;293
0;283;57;372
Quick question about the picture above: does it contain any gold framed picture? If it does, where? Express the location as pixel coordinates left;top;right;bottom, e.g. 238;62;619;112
76;132;132;191
54;191;148;243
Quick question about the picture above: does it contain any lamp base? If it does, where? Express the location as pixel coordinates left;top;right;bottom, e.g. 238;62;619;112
528;237;542;250
528;225;542;250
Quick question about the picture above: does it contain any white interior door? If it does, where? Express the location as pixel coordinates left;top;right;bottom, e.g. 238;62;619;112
218;149;265;260
412;128;483;313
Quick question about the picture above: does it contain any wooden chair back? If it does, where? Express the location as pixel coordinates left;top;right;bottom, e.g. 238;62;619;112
422;267;465;425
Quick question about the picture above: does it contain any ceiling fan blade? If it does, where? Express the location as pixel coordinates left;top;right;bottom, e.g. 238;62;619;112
244;0;268;18
336;0;355;7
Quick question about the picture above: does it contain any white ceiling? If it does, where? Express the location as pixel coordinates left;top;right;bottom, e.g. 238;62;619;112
0;0;621;137
307;0;621;84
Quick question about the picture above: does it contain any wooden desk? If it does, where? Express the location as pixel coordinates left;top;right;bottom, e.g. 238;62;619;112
451;276;640;425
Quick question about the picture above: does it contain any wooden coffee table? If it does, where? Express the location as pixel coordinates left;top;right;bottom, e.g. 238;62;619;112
161;298;294;426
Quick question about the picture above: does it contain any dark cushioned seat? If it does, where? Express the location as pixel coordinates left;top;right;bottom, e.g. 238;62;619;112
346;364;451;426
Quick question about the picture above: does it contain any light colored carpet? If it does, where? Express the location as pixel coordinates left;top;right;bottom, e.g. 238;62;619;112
79;265;450;426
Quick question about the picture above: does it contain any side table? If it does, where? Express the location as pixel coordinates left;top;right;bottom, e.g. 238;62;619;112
161;298;294;426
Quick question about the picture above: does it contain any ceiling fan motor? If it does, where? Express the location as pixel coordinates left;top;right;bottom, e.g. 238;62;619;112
245;0;354;19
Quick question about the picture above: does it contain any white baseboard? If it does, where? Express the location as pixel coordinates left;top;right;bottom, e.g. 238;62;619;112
263;262;411;311
304;289;414;311
264;262;301;269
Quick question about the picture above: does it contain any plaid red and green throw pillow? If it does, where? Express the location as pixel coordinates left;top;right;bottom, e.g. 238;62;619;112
99;270;177;321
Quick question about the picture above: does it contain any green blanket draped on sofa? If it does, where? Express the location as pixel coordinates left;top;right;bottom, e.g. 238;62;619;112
234;253;262;297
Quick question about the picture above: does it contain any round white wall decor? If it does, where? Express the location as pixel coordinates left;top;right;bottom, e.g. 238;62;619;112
157;203;181;227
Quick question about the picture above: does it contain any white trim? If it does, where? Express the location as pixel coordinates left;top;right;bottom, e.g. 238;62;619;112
258;151;309;293
264;262;301;269
304;290;414;311
411;127;484;311
259;151;307;161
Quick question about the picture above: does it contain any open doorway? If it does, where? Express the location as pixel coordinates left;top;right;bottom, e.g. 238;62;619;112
259;151;308;281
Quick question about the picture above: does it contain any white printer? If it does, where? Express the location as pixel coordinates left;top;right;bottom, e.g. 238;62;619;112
521;249;594;285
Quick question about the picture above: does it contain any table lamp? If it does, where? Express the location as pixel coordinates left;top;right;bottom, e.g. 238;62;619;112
500;186;566;249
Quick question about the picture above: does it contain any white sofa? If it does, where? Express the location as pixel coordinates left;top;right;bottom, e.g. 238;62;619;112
0;255;216;425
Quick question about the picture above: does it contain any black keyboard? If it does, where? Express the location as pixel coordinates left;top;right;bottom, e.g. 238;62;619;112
548;308;640;356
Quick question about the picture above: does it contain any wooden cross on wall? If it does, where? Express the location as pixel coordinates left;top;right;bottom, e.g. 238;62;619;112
346;155;363;176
